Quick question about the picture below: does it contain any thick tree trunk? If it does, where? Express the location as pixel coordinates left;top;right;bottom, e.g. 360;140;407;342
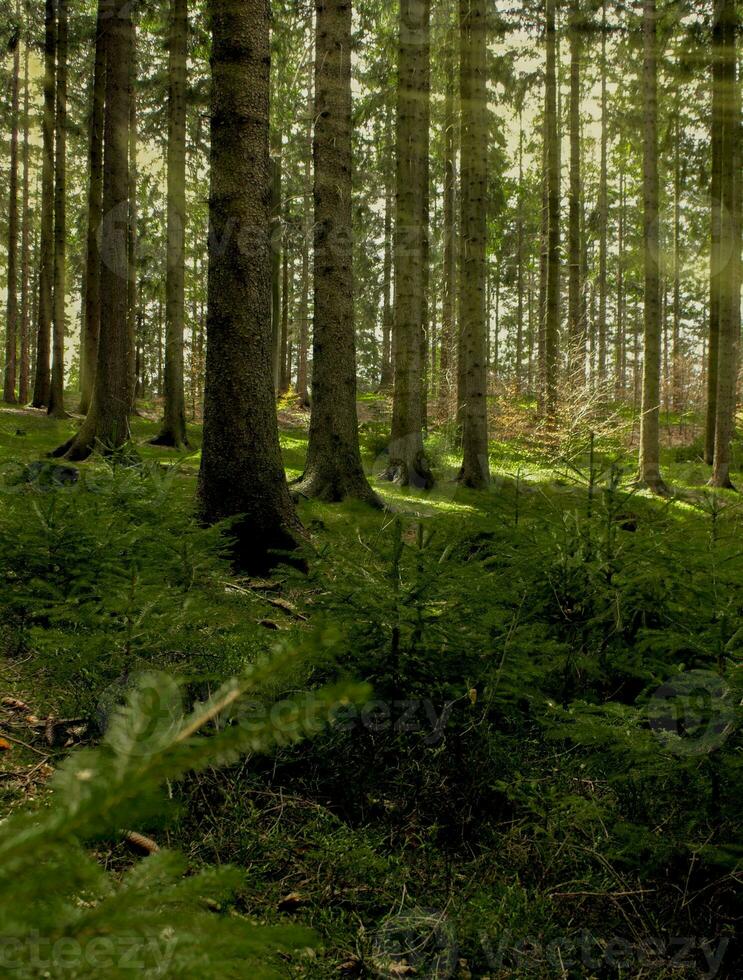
711;0;740;488
48;0;67;418
18;31;31;404
79;3;105;416
544;0;560;421
705;7;724;465
567;0;583;385
597;0;608;385
438;20;456;413
198;0;302;572
294;0;379;505
384;0;433;488
32;0;56;409
152;0;189;447
296;65;312;408
457;0;489;488
638;0;666;492
3;6;20;404
52;0;133;460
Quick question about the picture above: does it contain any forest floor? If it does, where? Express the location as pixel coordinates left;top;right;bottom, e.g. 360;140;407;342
0;395;741;978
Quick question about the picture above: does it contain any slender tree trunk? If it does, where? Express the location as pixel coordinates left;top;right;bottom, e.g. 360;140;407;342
270;151;282;395
671;110;682;413
711;0;740;488
380;103;394;390
567;0;583;385
597;0;608;386
515;115;524;395
279;230;290;393
18;30;31;404
544;0;561;420
79;4;106;415
152;0;189;446
294;0;378;504
198;0;302;571
638;0;666;492
32;0;56;409
53;0;133;460
616;164;626;396
127;40;138;412
457;0;489;488
3;5;20;404
296;64;312;408
48;0;67;417
384;0;433;488
438;19;456;414
705;7;724;465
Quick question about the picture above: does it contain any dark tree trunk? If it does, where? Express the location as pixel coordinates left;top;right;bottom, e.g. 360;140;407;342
152;0;189;447
711;0;740;488
52;0;133;460
705;6;724;465
457;0;489;488
438;16;456;413
385;0;433;488
48;0;67;418
79;1;105;416
198;0;302;572
127;39;138;413
544;0;560;420
296;64;312;408
279;230;290;394
380;103;394;390
18;29;31;404
638;0;666;492
294;0;378;505
32;0;55;409
3;4;20;404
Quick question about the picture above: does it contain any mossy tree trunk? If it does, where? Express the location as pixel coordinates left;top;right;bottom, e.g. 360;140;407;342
384;0;433;489
48;0;67;418
456;0;489;489
52;0;133;461
79;2;106;416
638;0;667;493
294;0;379;505
198;0;302;572
152;0;189;447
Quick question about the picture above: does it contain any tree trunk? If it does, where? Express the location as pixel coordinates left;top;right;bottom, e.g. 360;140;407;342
294;0;378;505
597;0;608;386
270;151;282;394
32;0;56;409
127;39;138;413
384;0;433;488
616;164;626;396
515;114;524;394
671;110;682;413
198;0;302;572
567;0;583;385
438;17;456;414
152;0;189;447
18;28;31;404
705;6;724;465
638;0;666;492
457;0;489;488
296;64;312;408
52;0;133;460
544;0;560;421
3;4;20;404
48;0;67;418
279;230;290;393
380;103;394;390
711;0;740;488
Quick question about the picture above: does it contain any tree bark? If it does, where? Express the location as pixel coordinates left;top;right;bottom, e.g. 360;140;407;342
711;0;740;489
597;0;608;385
48;0;67;418
279;229;290;393
270;152;282;394
18;27;31;404
457;0;489;488
294;0;379;505
296;63;312;408
198;0;302;572
3;4;20;404
32;0;56;409
638;0;666;492
544;0;560;421
79;2;106;416
567;0;583;385
705;6;724;465
380;103;394;390
384;0;433;488
438;17;456;413
152;0;189;447
52;0;133;460
127;38;138;413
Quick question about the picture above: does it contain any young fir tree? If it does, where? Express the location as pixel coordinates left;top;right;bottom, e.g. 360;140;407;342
293;0;380;505
152;0;189;448
198;0;302;572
